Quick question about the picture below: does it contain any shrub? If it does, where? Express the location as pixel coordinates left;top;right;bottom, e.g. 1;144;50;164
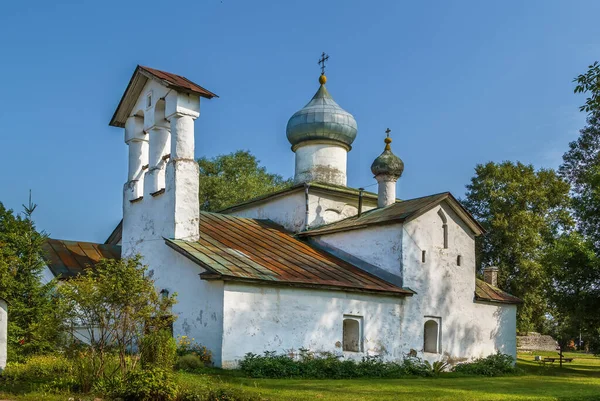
104;367;178;401
176;335;212;365
141;329;178;370
452;352;516;376
176;354;205;371
432;360;450;375
238;350;434;379
1;354;73;383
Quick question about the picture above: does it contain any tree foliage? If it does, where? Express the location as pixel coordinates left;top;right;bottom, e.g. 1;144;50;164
574;61;600;114
542;232;600;351
0;200;63;361
462;161;572;332
198;150;293;212
560;114;600;250
58;256;176;378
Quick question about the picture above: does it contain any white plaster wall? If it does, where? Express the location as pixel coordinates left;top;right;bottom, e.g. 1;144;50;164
227;190;376;233
314;224;403;280
294;143;348;186
221;283;405;368
308;192;376;230
400;201;517;363
228;192;306;233
0;299;6;369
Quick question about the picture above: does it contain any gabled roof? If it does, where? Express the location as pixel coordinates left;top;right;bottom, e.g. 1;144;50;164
109;65;218;128
475;279;522;304
298;192;485;237
166;212;414;297
42;239;121;279
218;181;380;214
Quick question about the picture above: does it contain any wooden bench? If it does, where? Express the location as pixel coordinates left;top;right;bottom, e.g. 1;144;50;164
541;357;574;364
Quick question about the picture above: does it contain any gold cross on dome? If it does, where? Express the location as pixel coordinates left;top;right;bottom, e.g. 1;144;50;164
318;52;329;75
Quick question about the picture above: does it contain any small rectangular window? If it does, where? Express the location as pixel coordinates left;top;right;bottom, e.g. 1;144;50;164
422;250;426;263
146;93;152;108
457;255;462;266
343;315;363;352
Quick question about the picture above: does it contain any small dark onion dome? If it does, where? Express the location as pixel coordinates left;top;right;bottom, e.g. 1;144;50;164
371;135;404;178
286;74;358;149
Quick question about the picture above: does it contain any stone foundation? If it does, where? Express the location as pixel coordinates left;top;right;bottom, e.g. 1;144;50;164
517;332;558;352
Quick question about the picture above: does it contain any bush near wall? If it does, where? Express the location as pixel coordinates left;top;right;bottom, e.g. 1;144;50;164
452;352;517;376
239;350;434;379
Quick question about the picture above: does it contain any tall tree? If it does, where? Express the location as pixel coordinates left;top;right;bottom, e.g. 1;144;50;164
542;232;600;352
560;114;600;250
462;161;572;332
198;150;293;212
0;198;63;361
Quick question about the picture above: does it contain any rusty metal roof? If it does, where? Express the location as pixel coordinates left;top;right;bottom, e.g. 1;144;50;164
166;212;414;297
299;192;485;237
475;279;522;304
109;65;218;128
42;239;121;278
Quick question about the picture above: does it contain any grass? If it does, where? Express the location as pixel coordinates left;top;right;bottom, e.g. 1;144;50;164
2;352;600;400
176;352;600;401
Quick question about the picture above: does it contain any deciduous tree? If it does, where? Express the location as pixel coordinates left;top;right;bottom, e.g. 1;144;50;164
198;150;293;212
462;161;572;332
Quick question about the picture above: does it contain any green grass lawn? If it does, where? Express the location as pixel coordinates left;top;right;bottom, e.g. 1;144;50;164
176;352;600;401
2;352;600;400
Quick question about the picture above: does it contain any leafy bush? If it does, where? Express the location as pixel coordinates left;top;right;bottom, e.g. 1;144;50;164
176;354;205;371
176;335;212;365
141;329;177;370
104;367;178;401
1;354;73;383
452;352;516;376
432;360;450;375
238;350;433;379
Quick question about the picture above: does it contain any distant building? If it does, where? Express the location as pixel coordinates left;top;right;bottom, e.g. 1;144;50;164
42;64;521;368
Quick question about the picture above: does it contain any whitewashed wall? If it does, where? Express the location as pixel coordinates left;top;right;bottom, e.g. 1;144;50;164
312;200;517;364
227;189;376;233
220;283;405;368
401;202;517;363
0;299;6;370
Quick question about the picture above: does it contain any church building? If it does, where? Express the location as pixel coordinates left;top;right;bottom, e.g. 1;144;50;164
41;62;521;368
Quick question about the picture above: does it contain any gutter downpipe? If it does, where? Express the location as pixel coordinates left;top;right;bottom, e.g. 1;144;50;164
358;187;364;217
304;183;310;230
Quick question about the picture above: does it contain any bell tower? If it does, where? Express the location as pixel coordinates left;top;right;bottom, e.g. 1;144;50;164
109;65;217;256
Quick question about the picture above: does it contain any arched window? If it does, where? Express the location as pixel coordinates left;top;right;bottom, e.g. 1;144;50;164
424;318;441;353
437;209;448;249
343;316;362;352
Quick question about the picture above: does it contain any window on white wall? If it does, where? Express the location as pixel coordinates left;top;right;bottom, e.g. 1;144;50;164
343;316;362;352
437;209;448;249
423;317;441;353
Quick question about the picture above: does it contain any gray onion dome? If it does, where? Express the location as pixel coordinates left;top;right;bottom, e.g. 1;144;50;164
371;135;404;177
286;74;358;149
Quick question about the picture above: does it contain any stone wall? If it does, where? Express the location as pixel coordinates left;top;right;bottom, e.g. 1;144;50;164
517;332;558;351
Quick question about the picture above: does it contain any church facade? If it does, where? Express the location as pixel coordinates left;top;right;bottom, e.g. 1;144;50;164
41;64;521;368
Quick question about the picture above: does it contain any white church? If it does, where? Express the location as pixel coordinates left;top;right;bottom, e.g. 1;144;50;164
41;63;521;368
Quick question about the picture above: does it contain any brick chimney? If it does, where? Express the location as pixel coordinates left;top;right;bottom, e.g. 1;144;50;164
483;266;498;287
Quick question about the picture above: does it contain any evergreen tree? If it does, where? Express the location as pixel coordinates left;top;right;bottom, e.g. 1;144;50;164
0;195;63;361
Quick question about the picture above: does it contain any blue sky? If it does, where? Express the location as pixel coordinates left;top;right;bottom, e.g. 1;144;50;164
0;0;596;242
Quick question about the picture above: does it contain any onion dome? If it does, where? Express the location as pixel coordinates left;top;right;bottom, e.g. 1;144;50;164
286;74;358;149
371;133;404;178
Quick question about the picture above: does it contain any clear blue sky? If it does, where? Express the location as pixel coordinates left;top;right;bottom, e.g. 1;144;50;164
0;0;596;242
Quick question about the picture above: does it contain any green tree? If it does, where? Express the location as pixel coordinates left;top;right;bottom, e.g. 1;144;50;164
58;256;176;378
560;114;600;250
0;199;63;361
574;61;600;114
198;150;293;212
462;161;572;332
